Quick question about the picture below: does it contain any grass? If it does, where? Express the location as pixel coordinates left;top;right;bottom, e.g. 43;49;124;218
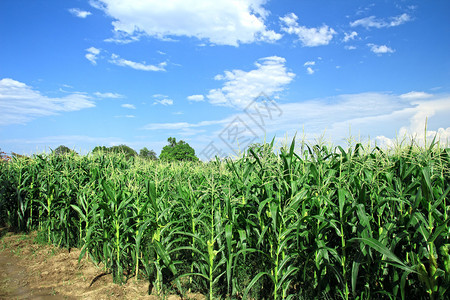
0;138;449;299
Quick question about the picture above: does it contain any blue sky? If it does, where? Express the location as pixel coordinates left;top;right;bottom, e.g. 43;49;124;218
1;0;449;159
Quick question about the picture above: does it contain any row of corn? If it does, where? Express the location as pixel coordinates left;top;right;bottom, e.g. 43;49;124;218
0;140;449;299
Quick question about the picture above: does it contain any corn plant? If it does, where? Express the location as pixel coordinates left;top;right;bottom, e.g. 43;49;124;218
1;139;449;299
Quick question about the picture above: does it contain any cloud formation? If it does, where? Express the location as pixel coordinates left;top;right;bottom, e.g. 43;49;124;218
92;0;281;46
121;103;136;109
69;8;92;18
153;94;173;106
376;96;450;147
187;94;205;102
138;91;450;155
368;43;395;54
94;92;124;98
280;13;336;47
343;31;358;42
154;99;173;106
110;54;167;71
351;13;411;29
206;56;295;108
85;47;100;65
142;119;226;131
0;78;95;125
400;91;432;99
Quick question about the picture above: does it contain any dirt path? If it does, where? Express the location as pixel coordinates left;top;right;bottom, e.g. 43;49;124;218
0;228;194;299
0;247;63;299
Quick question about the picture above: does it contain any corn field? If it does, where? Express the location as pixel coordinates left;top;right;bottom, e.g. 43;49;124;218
1;139;449;299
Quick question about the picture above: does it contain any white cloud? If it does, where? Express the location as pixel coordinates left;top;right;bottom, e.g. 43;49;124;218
153;94;168;98
280;13;336;47
343;31;358;42
350;13;411;29
92;0;281;46
139;92;450;156
206;56;295;108
345;45;356;50
187;94;205;102
400;91;433;99
0;78;95;125
248;93;448;147
85;47;100;65
304;61;315;75
104;31;142;44
69;8;92;18
153;92;404;133
110;54;166;71
154;99;173;106
376;96;450;147
142;119;227;130
94;92;124;98
368;43;395;54
152;94;173;106
389;13;412;27
121;103;136;109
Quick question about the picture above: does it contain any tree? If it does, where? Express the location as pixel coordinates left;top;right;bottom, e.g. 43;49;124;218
159;137;198;162
167;137;177;147
92;146;108;153
109;145;137;158
54;145;77;155
92;145;137;159
139;147;158;160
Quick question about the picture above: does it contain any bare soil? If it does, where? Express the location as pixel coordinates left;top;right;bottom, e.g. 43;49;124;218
0;228;205;300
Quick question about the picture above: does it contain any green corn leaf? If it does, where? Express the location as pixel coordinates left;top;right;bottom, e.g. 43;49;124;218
351;261;360;298
243;271;270;300
351;237;417;274
101;180;115;202
428;218;450;244
431;186;450;212
154;240;177;275
146;180;157;212
338;188;346;220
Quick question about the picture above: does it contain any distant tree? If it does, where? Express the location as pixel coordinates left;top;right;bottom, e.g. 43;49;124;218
54;145;77;155
92;145;137;159
159;137;198;162
92;146;108;153
140;147;158;160
167;137;177;147
110;145;137;158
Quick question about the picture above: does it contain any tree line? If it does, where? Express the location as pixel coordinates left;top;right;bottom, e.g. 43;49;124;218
46;137;199;162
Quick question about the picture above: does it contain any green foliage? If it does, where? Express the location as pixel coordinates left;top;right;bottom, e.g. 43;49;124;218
159;137;198;162
1;140;449;299
92;144;137;159
53;145;77;156
92;146;108;153
139;147;158;160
